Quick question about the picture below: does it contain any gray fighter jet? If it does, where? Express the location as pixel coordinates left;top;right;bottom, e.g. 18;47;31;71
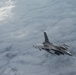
33;32;73;56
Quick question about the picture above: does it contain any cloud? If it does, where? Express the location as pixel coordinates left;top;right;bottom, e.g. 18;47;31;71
0;0;15;21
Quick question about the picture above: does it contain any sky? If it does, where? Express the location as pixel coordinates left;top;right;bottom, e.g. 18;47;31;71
0;0;76;75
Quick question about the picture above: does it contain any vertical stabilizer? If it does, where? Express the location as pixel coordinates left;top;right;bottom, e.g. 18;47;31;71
44;32;50;43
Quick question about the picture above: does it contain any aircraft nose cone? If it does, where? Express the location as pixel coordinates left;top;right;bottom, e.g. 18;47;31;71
66;51;73;56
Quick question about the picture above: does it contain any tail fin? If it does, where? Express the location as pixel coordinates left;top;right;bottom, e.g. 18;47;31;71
44;32;49;43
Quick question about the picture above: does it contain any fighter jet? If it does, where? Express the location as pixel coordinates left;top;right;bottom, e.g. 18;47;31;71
33;32;73;56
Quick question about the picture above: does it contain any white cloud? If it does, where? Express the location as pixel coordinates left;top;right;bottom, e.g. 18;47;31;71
0;0;15;21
